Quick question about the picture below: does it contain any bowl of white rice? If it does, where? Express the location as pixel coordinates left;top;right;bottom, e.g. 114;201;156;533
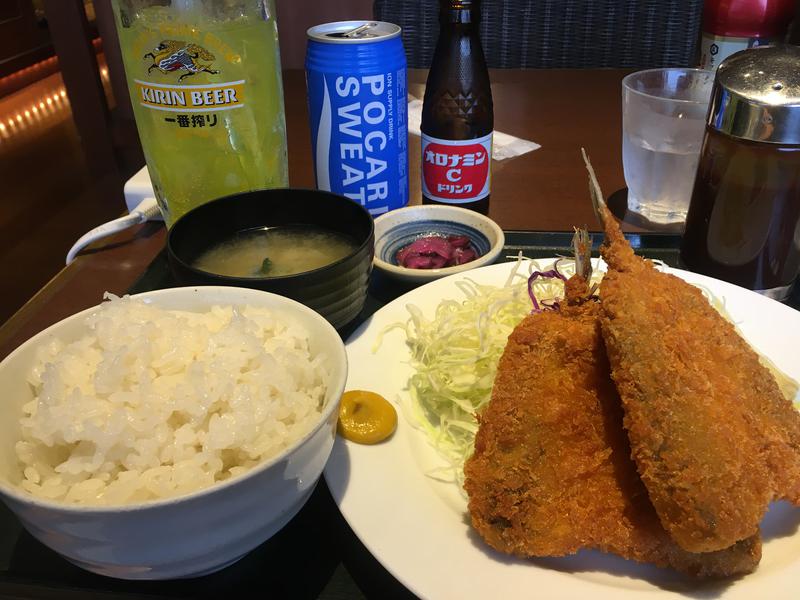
0;286;347;580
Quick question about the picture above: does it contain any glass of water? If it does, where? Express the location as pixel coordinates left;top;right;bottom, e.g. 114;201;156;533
622;68;714;225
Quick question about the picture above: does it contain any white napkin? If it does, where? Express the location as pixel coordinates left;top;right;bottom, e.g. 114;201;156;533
407;98;541;161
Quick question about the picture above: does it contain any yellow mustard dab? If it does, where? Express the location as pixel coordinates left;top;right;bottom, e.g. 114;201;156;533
337;390;397;444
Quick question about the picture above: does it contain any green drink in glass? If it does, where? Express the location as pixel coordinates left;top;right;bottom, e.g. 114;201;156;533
112;0;288;226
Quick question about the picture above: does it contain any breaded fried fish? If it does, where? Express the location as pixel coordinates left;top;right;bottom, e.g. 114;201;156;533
583;150;800;553
463;232;761;577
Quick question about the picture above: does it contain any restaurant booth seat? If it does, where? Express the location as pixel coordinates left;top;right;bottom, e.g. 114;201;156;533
374;0;703;69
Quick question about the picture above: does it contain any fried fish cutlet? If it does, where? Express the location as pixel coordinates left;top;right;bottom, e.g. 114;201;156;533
582;150;800;553
463;247;761;577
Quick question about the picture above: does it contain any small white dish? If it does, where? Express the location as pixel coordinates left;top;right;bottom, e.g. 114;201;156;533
373;205;505;284
0;286;347;580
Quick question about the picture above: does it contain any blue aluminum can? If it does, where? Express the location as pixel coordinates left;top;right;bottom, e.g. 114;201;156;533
305;21;408;216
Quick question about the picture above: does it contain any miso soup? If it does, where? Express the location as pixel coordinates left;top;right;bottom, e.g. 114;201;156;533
192;226;357;278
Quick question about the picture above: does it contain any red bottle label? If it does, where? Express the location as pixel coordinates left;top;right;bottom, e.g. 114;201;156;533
421;132;492;203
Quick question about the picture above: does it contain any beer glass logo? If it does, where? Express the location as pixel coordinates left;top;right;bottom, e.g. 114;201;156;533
144;41;220;82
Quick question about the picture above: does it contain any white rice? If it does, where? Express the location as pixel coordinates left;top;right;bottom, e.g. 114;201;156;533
15;295;328;506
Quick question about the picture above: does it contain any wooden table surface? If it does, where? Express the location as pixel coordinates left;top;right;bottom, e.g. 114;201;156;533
0;67;631;360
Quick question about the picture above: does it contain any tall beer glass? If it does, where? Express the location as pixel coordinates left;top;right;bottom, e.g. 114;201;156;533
111;0;288;226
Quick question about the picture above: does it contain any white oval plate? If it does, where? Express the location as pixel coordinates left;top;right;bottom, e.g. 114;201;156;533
324;260;800;600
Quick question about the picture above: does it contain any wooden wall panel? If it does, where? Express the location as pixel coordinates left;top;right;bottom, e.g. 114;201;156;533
0;0;52;77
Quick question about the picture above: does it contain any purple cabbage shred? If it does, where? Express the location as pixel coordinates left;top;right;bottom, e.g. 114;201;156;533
527;261;567;312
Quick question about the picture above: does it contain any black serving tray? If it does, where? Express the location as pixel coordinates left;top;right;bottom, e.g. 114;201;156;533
126;230;800;319
0;230;796;600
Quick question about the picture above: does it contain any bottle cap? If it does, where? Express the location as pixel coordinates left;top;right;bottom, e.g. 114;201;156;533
440;0;480;22
708;45;800;144
702;0;795;38
442;0;478;7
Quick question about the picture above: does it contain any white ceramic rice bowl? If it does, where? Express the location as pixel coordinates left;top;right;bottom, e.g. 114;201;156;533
0;286;347;580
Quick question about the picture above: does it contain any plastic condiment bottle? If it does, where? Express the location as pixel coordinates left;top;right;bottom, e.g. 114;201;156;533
699;0;795;69
681;46;800;301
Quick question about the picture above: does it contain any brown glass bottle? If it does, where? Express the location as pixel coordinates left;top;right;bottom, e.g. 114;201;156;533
421;0;493;215
681;126;800;298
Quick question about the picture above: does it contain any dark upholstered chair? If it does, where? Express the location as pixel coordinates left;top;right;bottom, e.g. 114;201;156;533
374;0;703;69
